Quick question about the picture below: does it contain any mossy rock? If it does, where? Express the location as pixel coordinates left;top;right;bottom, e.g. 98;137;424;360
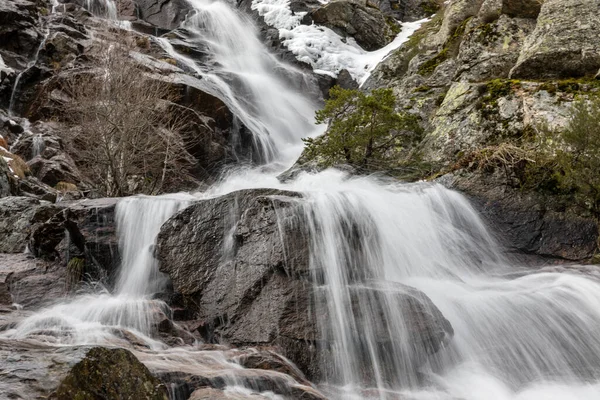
49;347;169;400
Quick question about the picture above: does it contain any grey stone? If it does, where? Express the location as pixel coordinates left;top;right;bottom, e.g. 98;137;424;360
134;0;191;30
156;189;454;381
510;0;600;79
308;0;397;51
0;196;45;253
0;157;16;198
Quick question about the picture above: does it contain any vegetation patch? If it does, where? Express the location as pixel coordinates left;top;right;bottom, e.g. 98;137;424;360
66;257;85;291
302;86;422;174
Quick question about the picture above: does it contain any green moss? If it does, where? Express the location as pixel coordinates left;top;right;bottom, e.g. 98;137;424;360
477;79;521;119
421;0;441;15
66;257;85;290
418;17;471;76
414;85;432;93
386;15;402;37
536;78;600;95
50;348;169;400
475;23;500;44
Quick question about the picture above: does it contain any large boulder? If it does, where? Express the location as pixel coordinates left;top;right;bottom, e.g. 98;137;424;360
28;198;122;283
0;0;44;72
1;253;67;309
156;189;453;381
446;171;599;262
49;347;169;400
134;0;191;30
510;0;600;79
307;0;398;51
0;196;51;253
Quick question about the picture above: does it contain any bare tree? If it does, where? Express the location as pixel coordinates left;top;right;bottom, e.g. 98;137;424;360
62;43;196;196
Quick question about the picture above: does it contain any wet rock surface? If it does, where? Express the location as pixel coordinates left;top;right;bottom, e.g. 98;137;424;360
157;188;454;381
445;172;600;262
49;347;170;400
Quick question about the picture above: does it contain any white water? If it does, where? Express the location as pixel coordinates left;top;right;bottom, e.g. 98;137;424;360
156;0;320;164
5;195;192;345
199;168;600;400
31;134;45;158
4;0;600;399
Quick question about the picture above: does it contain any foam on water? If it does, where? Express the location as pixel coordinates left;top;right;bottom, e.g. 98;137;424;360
4;1;600;399
156;0;321;164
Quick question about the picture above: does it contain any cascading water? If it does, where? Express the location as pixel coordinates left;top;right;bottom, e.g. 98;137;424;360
5;0;600;399
31;134;45;158
156;0;320;163
5;195;192;344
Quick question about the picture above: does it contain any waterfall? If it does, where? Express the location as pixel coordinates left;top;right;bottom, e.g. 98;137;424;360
4;195;192;345
203;168;600;400
156;0;320;164
31;134;45;158
5;0;600;399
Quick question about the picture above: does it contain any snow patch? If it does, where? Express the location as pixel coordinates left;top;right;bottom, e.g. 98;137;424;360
252;0;428;84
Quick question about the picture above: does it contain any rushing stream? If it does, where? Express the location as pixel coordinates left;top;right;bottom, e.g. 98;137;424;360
4;0;600;399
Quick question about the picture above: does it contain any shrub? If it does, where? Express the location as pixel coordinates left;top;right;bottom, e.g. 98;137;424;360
302;86;421;171
544;96;600;217
61;43;196;196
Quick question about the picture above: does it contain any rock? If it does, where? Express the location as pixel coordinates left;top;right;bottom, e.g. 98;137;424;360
17;176;59;202
237;349;311;386
510;0;600;79
500;0;542;18
0;196;46;253
1;253;67;308
336;68;359;90
431;0;483;47
134;0;191;30
157;189;453;381
28;153;85;188
0;340;91;399
479;0;542;22
379;0;441;21
307;0;398;51
455;15;536;82
49;347;169;400
0;157;17;197
447;171;599;262
117;0;138;19
189;388;270;400
0;0;44;71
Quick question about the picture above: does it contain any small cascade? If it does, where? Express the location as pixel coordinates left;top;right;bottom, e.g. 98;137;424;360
8;33;50;116
84;0;118;20
31;134;45;158
4;195;193;345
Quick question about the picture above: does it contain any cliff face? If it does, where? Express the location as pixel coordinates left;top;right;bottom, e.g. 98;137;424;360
361;0;600;262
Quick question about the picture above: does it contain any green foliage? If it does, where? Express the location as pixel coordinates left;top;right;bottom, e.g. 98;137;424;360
543;97;600;217
421;0;441;15
302;86;421;170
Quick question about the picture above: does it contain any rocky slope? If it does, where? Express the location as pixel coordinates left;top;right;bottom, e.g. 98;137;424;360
362;0;600;262
1;0;599;398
